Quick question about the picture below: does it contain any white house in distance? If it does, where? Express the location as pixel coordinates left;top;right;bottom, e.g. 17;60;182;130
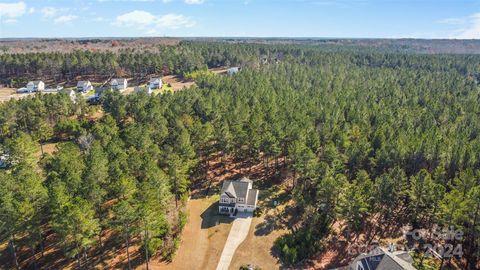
134;86;152;95
110;78;128;91
219;177;259;214
26;81;45;92
227;67;240;75
149;78;163;89
67;89;77;103
77;81;93;92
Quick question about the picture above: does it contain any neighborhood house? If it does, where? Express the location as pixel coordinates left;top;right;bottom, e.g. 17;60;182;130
348;246;415;270
149;78;163;89
219;177;259;214
110;78;128;90
26;81;45;92
227;67;240;75
77;81;93;92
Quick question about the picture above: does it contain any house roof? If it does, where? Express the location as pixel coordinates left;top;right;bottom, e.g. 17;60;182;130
247;189;258;206
349;247;415;270
149;78;162;83
110;78;127;85
77;81;91;87
220;177;253;199
28;80;43;85
223;182;237;198
227;67;240;74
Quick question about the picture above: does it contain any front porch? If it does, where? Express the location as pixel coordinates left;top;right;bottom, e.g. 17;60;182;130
219;201;236;216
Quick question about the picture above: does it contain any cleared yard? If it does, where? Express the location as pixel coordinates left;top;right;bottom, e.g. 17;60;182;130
0;87;36;102
229;208;288;270
151;196;233;270
162;75;195;91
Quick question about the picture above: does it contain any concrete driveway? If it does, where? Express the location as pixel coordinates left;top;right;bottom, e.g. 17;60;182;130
216;212;253;270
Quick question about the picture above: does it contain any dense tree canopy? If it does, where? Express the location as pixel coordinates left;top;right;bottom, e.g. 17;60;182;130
1;42;480;269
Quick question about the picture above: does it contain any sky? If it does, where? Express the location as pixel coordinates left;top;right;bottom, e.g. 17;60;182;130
0;0;479;39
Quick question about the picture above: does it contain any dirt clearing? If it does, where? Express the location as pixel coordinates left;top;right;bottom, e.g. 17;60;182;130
0;88;35;102
162;75;195;91
151;196;233;270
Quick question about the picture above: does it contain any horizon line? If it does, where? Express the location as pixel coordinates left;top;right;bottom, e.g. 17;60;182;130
0;36;479;41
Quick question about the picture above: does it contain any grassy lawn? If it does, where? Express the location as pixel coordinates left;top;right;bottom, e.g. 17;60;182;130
153;196;234;270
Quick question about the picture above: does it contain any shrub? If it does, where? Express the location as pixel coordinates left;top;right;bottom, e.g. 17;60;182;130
178;210;188;232
253;207;263;217
240;264;262;270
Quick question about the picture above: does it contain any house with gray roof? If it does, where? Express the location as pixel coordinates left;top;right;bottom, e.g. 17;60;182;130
77;81;93;92
219;177;259;214
26;80;45;92
227;67;240;75
110;78;128;91
348;246;416;270
149;78;163;89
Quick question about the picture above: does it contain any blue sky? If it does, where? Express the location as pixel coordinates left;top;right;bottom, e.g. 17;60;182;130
0;0;479;38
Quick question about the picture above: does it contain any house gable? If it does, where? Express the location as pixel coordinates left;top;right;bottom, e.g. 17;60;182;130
218;177;259;214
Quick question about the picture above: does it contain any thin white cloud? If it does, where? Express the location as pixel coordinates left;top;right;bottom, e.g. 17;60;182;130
4;18;18;24
41;7;59;17
114;10;156;26
439;13;480;39
157;13;196;28
456;13;480;39
185;0;204;4
93;17;107;22
438;17;466;25
311;0;367;7
98;0;155;2
0;1;26;18
54;15;78;24
114;10;196;32
41;6;73;19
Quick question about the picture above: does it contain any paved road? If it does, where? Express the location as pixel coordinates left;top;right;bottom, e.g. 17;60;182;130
216;212;253;270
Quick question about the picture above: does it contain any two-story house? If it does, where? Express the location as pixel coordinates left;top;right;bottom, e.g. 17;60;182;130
110;78;128;91
26;81;45;92
149;78;162;89
347;246;415;270
77;81;93;92
219;177;259;214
